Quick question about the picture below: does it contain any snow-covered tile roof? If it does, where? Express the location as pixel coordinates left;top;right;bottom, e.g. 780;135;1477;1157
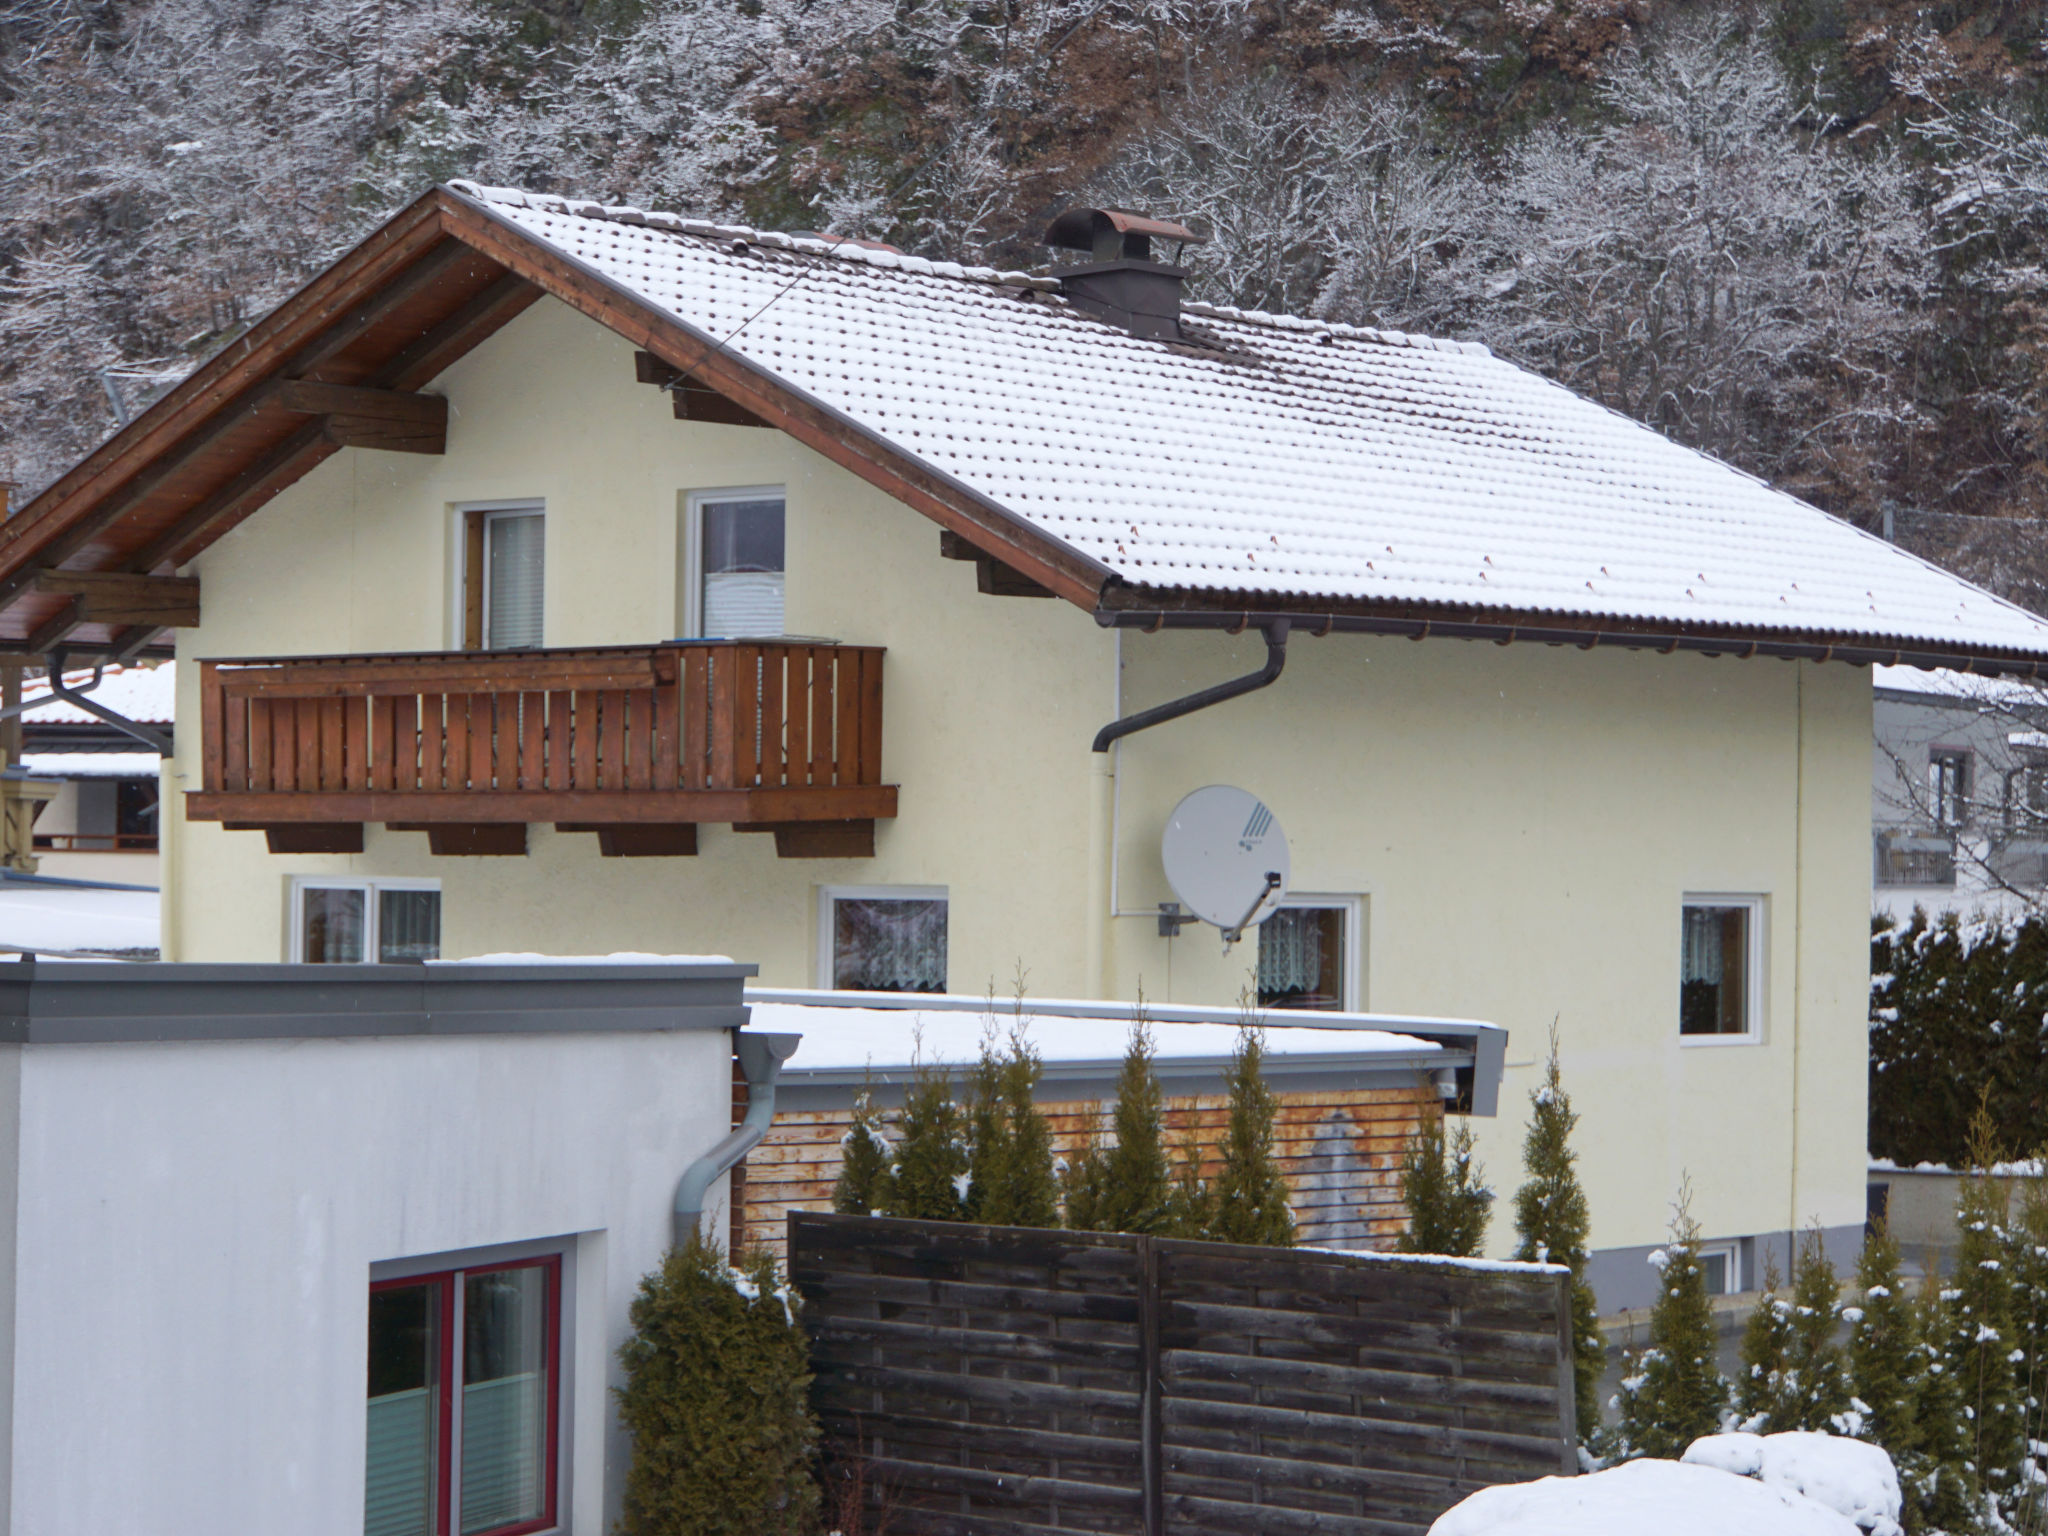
453;183;2048;659
16;662;174;726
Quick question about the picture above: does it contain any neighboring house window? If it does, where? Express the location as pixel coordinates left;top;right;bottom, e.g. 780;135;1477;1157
690;491;785;638
1929;749;1970;829
1698;1242;1742;1297
1679;897;1762;1040
1874;831;1956;888
821;887;947;992
366;1254;561;1536
293;879;441;963
1256;899;1362;1011
463;506;545;650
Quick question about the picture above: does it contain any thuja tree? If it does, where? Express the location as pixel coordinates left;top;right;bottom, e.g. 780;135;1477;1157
965;1019;1060;1228
2003;1165;2048;1467
1779;1229;1852;1431
1613;1194;1726;1461
890;1059;969;1222
832;1086;895;1216
617;1235;820;1536
1848;1224;1922;1508
1912;1275;1980;1534
1947;1116;2024;1512
1162;1119;1215;1239
1208;1025;1295;1246
1064;1015;1172;1234
1510;1036;1603;1440
1398;1113;1491;1258
1736;1255;1794;1431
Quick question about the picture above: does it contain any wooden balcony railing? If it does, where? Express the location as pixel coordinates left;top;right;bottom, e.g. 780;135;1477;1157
186;643;894;857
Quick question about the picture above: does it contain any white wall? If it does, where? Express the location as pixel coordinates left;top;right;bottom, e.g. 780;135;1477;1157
0;1026;732;1536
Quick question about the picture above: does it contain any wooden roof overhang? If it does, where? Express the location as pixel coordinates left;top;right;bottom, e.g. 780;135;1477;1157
0;187;1109;662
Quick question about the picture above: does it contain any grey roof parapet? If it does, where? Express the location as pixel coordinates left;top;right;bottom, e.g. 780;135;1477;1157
0;960;757;1044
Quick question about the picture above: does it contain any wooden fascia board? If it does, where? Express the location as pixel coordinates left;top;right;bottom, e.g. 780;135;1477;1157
0;190;451;584
433;189;1112;612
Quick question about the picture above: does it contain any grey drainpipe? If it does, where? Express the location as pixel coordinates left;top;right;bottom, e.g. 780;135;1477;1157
0;650;171;755
1092;619;1290;753
673;1031;801;1250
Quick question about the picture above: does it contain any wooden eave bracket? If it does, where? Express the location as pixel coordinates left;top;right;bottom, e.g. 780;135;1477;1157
32;571;200;629
633;351;770;428
268;378;448;454
938;530;1055;598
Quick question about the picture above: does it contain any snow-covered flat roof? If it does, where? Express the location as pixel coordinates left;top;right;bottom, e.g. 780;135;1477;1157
0;882;159;957
19;752;161;780
455;183;2048;661
15;662;174;726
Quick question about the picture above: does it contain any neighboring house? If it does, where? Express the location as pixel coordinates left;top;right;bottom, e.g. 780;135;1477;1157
8;183;2048;1305
1872;663;2048;922
14;660;172;885
735;989;1507;1257
0;957;754;1534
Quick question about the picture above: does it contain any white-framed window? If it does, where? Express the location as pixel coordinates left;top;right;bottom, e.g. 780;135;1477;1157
456;501;545;651
1698;1241;1742;1297
291;877;442;964
1929;748;1971;829
818;885;947;993
680;488;785;639
367;1236;573;1536
1679;894;1764;1042
1255;895;1364;1012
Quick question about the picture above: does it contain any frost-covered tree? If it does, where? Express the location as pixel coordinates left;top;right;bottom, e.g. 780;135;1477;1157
1847;1222;1919;1470
1398;1113;1491;1258
1510;1035;1603;1440
1613;1191;1726;1461
832;1087;895;1216
1736;1255;1794;1430
1945;1113;2024;1511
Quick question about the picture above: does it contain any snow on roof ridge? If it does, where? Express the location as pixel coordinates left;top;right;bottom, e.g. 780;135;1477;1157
1182;299;1492;357
448;181;1062;292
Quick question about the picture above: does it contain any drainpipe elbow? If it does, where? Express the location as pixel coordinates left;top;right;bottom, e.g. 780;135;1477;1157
672;1031;801;1251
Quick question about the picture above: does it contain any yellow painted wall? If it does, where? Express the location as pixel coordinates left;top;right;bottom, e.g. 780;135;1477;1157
167;294;1874;1260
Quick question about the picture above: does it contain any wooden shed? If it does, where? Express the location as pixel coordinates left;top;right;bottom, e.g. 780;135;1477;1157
730;991;1507;1257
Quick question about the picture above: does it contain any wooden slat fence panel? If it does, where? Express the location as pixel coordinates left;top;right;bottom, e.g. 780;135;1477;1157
790;1213;1575;1536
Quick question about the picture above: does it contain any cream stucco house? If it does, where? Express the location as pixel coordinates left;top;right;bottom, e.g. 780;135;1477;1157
8;184;2048;1307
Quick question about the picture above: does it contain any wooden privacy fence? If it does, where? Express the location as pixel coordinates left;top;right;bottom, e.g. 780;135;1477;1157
188;641;894;833
792;1212;1576;1536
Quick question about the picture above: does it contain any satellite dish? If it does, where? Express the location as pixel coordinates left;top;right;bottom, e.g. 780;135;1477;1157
1161;786;1291;942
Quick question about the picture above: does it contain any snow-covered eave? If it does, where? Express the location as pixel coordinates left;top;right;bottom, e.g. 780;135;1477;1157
746;986;1506;1115
1095;585;2048;678
438;185;1116;611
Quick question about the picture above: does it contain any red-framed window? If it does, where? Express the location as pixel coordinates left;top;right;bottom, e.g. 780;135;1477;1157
366;1255;562;1536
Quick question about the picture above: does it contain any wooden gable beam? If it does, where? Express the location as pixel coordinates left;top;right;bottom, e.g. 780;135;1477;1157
269;379;448;455
633;351;770;428
938;529;1055;598
28;573;199;643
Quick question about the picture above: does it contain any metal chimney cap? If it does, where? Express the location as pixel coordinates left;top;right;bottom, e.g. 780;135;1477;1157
1046;207;1203;259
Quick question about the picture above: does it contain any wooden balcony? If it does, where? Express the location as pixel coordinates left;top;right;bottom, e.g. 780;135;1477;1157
187;643;894;856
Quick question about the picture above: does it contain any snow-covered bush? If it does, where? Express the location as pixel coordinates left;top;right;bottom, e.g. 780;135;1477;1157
1612;1197;1726;1460
615;1233;819;1536
1430;1454;1871;1536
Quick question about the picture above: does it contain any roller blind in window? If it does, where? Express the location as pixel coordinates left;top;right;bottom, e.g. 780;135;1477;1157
484;513;544;650
700;497;784;637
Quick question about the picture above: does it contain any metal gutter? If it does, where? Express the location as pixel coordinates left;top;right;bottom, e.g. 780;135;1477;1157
1093;620;1288;751
672;1030;801;1248
1094;605;2048;681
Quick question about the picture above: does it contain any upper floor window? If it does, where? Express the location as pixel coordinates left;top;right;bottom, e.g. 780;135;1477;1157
689;491;785;638
1930;749;1970;829
463;506;544;651
821;887;946;993
367;1251;561;1536
294;878;441;963
1680;895;1762;1041
1256;899;1361;1011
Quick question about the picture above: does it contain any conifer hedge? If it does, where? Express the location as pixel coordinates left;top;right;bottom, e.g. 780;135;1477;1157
1396;1113;1491;1258
1870;909;2048;1166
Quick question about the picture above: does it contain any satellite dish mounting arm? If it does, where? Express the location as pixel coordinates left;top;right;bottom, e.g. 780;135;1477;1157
1093;619;1290;753
1221;870;1284;947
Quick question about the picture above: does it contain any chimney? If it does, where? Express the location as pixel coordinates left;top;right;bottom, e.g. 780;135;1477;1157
1044;207;1204;341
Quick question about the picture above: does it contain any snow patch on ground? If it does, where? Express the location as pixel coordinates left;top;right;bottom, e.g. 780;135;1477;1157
1683;1432;1903;1536
1430;1458;1864;1536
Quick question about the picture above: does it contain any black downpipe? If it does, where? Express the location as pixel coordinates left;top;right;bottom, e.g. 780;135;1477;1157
1092;620;1290;753
43;649;171;756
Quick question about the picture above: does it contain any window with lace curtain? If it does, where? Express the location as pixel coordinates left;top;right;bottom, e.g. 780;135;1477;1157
1679;895;1762;1041
1256;901;1357;1011
821;888;947;993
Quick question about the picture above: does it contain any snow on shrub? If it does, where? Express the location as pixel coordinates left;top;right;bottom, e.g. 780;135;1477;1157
1682;1432;1902;1536
1428;1457;1865;1536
